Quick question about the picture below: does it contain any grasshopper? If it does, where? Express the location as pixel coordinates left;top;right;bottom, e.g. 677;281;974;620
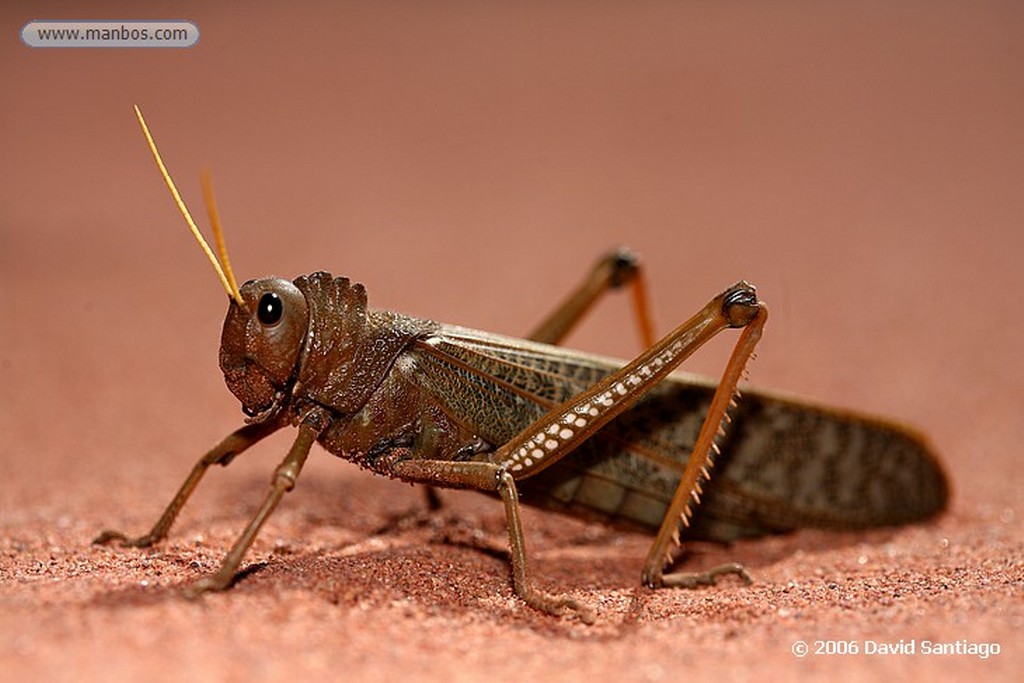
95;107;948;624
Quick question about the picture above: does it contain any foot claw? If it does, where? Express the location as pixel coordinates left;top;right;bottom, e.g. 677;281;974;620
183;575;228;600
555;595;597;625
521;589;596;625
92;529;158;548
651;562;752;589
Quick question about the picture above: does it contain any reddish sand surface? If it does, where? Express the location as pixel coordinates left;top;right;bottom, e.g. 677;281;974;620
2;3;1021;681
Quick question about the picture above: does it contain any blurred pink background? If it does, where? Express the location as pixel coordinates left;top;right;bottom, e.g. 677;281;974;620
2;2;1021;681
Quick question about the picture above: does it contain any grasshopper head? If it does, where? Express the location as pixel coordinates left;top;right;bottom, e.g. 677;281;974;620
219;278;309;419
131;108;313;422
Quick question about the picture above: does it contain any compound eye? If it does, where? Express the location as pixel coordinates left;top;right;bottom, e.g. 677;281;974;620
257;292;283;326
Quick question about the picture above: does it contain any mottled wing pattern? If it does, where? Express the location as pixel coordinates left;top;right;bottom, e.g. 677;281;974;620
409;325;948;541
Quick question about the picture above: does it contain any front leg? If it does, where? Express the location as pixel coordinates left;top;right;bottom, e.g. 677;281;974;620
94;421;281;548
189;419;322;595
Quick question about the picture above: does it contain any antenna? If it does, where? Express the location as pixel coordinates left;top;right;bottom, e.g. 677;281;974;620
133;105;245;306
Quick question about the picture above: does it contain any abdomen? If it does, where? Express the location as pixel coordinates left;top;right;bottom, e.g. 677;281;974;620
517;378;948;541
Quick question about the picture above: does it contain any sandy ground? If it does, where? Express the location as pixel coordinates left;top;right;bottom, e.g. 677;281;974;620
2;2;1021;681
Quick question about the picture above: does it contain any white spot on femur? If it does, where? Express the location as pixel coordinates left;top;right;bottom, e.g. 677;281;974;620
588;406;599;416
544;439;558;450
559;428;573;440
574;417;587;428
530;448;544;459
614;382;626;395
547;424;560;435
